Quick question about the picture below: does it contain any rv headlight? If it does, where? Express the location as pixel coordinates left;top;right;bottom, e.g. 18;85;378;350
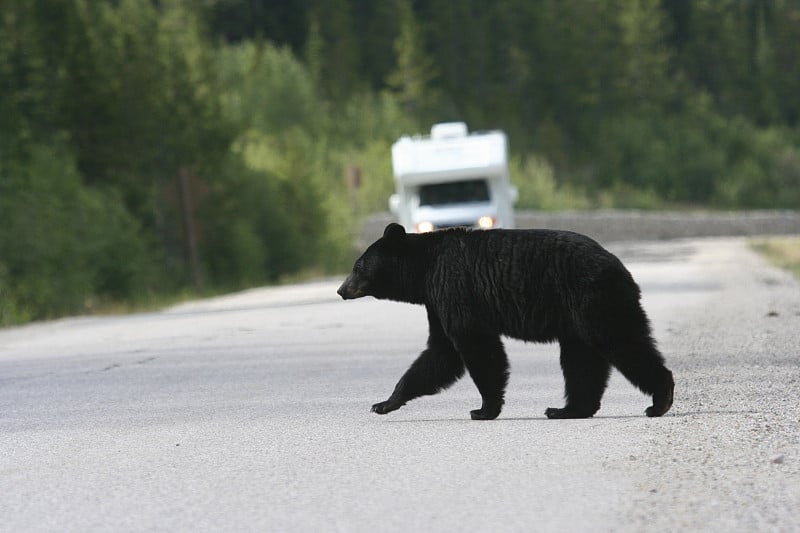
415;221;435;233
477;216;496;229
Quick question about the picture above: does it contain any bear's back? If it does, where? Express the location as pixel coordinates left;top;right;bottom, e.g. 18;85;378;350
424;228;637;341
431;227;617;282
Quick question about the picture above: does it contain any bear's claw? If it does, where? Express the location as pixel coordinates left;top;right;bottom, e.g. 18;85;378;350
544;406;596;419
371;399;404;415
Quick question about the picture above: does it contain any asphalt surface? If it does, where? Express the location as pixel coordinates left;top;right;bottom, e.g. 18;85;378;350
1;237;798;532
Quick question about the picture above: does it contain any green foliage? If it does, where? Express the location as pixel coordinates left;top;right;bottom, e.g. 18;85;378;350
201;152;312;287
385;0;439;117
210;42;417;283
304;0;360;99
714;122;800;208
210;42;331;285
0;143;154;325
2;0;800;324
592;94;800;208
512;155;590;210
217;41;322;136
0;0;224;322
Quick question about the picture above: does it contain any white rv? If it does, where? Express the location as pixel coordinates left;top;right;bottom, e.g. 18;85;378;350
389;122;517;233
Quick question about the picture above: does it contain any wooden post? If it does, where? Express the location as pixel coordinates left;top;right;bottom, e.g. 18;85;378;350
346;165;362;216
178;167;202;292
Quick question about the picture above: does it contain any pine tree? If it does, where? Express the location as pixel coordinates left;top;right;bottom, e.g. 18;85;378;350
385;0;437;115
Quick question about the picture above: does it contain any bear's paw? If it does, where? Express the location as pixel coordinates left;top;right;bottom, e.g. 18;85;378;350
371;399;405;415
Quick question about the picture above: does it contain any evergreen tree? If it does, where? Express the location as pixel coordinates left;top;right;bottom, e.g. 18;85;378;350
386;0;438;116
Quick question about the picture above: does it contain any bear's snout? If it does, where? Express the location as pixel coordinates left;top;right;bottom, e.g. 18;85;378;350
337;276;363;300
336;282;348;299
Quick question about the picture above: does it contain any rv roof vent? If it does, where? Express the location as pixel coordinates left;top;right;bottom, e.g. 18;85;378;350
431;122;468;140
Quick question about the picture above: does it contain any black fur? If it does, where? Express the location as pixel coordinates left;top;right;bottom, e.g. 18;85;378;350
338;223;674;420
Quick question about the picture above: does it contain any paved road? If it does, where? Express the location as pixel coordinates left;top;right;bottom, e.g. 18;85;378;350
1;238;798;532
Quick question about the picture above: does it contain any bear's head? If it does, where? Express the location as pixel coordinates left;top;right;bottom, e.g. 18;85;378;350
337;223;422;303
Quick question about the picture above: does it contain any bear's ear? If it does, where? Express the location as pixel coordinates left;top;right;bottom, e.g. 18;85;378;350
383;223;406;241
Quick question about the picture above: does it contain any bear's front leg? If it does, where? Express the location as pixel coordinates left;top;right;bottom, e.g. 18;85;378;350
372;308;465;415
456;333;509;421
371;346;464;415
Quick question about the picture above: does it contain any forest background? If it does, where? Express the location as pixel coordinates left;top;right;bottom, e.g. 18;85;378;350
2;0;799;324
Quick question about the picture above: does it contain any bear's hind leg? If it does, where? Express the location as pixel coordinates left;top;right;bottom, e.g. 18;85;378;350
456;334;509;420
545;337;611;419
605;338;674;418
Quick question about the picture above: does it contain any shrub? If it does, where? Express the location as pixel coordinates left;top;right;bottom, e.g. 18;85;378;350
0;143;154;323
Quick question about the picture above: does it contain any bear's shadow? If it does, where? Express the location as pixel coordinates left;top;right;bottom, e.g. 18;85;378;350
382;410;750;423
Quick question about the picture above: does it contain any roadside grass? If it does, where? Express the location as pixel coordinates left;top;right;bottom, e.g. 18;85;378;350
82;290;210;317
1;269;340;328
750;237;800;279
81;268;336;317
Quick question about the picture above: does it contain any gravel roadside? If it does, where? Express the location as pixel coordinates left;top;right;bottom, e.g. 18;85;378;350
620;239;800;532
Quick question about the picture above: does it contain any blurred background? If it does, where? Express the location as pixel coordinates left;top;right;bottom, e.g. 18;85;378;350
1;0;799;325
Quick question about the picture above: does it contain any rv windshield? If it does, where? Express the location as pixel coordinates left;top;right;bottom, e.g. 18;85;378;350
418;179;490;206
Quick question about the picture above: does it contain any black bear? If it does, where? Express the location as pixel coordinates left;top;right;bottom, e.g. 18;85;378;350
337;223;674;420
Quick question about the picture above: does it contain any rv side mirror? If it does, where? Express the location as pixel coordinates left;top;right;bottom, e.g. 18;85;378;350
389;194;400;213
